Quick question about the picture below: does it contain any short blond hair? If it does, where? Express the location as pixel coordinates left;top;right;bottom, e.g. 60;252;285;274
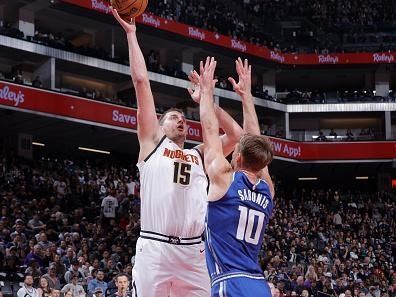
239;133;273;172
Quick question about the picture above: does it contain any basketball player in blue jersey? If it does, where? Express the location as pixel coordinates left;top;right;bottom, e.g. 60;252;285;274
198;56;275;297
112;10;243;297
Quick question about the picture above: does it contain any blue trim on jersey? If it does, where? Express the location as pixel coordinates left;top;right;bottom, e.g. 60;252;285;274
205;224;224;275
212;272;265;286
212;276;271;297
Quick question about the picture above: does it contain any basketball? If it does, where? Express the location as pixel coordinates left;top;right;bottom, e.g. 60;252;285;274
111;0;148;21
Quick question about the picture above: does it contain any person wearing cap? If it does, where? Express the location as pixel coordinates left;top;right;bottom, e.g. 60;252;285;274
10;219;27;242
61;274;86;297
87;270;107;295
15;218;24;225
93;287;103;297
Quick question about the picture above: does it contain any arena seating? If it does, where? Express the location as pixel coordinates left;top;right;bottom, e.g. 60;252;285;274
0;152;394;297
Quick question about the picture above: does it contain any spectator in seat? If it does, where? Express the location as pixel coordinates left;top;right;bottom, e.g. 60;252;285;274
32;76;43;88
28;214;46;233
108;273;130;297
53;253;66;281
11;219;27;242
24;244;44;268
13;70;23;84
61;274;86;297
62;247;75;268
37;276;53;297
87;269;108;295
346;129;354;141
17;274;39;297
329;128;337;139
42;263;62;290
37;232;52;250
5;245;19;273
316;130;327;142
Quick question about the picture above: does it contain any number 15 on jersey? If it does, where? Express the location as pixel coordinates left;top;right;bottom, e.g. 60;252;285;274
173;162;191;185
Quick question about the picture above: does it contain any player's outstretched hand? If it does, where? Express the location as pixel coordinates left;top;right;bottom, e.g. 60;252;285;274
111;8;136;34
187;70;201;103
228;57;252;98
199;57;217;93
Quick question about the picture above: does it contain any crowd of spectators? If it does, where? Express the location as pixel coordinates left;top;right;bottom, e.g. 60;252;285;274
148;0;396;53
0;151;140;297
313;128;377;142
262;187;395;297
280;89;396;104
0;146;394;297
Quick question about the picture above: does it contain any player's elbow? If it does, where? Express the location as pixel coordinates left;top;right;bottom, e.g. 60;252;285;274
132;73;148;85
229;126;243;142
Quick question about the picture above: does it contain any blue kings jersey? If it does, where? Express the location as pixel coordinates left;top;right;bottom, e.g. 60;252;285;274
205;171;274;284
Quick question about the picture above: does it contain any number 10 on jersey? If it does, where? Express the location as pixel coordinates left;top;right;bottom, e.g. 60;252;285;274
236;206;265;245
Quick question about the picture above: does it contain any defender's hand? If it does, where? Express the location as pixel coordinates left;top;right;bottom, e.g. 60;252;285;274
228;57;252;98
199;57;217;93
187;70;201;104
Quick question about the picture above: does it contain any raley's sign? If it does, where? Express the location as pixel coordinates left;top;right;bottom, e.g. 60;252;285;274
1;81;395;161
0;81;202;142
60;0;396;66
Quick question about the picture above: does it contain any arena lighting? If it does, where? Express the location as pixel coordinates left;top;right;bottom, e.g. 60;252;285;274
78;146;111;155
355;176;369;180
298;177;318;181
32;142;45;147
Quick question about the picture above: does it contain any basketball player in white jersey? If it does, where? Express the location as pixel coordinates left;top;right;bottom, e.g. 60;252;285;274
112;9;243;297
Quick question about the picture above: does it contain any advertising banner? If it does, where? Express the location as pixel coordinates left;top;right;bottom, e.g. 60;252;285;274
1;81;395;161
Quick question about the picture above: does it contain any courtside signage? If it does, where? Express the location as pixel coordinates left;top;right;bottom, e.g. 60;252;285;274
60;0;396;66
1;81;395;161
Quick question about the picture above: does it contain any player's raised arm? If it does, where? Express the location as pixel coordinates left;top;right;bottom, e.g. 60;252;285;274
228;58;260;135
188;70;243;157
229;58;275;197
198;57;233;201
112;9;161;161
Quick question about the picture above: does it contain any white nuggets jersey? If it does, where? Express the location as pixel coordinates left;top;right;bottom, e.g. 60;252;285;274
137;136;208;238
